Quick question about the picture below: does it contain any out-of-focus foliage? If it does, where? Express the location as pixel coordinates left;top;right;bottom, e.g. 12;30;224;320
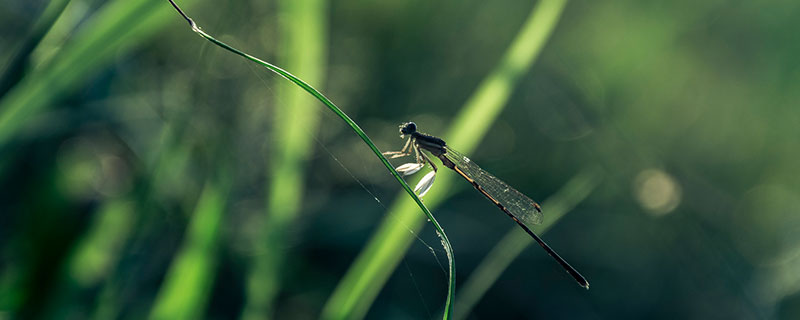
1;0;799;319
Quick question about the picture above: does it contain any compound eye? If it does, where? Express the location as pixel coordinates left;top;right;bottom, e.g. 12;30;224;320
403;122;416;133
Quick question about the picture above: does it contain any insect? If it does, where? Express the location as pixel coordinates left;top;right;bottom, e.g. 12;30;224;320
385;122;589;289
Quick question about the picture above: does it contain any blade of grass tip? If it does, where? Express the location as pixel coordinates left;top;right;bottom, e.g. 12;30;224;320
241;0;328;319
0;0;71;97
165;1;457;318
39;199;135;319
0;0;202;148
321;1;568;319
149;177;230;320
91;276;123;320
70;201;135;284
453;166;603;320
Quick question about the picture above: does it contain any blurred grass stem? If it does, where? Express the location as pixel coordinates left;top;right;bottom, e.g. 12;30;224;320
0;0;202;148
241;0;328;319
149;178;230;320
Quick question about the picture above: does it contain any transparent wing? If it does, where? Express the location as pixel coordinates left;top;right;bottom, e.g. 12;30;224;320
443;147;543;226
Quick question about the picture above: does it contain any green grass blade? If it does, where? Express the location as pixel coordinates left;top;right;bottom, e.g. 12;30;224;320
165;1;456;319
0;0;201;148
241;0;328;319
0;0;71;96
149;177;230;320
453;166;603;320
321;0;569;319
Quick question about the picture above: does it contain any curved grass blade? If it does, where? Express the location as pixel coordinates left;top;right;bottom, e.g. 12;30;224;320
165;1;457;318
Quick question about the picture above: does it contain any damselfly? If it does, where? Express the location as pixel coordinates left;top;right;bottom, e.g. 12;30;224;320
384;122;589;289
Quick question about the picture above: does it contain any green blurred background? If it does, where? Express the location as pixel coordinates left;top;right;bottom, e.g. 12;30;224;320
2;0;800;319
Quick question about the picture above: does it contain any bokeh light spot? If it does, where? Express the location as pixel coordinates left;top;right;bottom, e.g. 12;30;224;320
633;169;682;216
